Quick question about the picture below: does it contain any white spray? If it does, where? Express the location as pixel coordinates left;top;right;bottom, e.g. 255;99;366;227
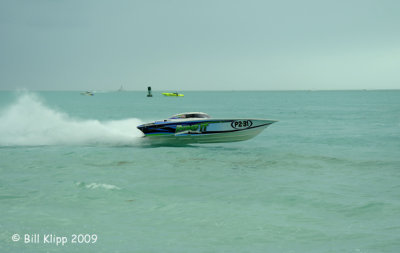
0;93;144;146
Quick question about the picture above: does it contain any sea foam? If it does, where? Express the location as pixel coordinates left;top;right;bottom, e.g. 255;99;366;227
0;93;144;146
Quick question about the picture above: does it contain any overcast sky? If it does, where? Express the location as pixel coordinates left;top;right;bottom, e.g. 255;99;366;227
1;0;399;91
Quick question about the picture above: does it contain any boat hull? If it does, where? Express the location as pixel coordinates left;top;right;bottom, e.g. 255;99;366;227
162;93;184;97
137;119;276;144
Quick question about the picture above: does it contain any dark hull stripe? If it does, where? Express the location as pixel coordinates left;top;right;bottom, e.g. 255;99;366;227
139;120;233;128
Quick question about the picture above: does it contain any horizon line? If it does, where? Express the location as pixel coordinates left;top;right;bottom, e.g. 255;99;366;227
1;88;399;92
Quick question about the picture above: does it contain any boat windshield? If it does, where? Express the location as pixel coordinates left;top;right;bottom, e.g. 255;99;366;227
169;113;210;119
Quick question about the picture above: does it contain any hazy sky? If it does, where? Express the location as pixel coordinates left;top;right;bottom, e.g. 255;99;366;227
1;0;399;91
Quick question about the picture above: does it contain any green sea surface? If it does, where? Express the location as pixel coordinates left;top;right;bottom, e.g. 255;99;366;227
1;90;399;252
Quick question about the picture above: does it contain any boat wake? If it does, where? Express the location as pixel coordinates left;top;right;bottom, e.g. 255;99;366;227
0;93;144;146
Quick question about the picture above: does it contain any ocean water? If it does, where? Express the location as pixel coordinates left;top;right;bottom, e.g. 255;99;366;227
0;90;399;253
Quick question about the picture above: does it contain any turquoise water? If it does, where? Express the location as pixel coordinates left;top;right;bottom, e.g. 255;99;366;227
1;90;399;252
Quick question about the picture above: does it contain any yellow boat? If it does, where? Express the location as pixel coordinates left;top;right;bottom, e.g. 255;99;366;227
162;92;184;97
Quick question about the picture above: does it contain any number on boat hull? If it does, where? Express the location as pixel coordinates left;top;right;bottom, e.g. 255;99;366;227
231;120;253;129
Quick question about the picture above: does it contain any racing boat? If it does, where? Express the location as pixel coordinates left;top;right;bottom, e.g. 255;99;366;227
162;92;184;97
137;112;277;144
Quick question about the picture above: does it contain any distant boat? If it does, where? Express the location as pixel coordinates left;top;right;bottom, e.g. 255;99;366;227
80;91;94;96
162;92;184;97
118;85;124;92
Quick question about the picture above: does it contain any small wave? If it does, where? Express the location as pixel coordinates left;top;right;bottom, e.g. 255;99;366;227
76;182;121;190
0;92;144;146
